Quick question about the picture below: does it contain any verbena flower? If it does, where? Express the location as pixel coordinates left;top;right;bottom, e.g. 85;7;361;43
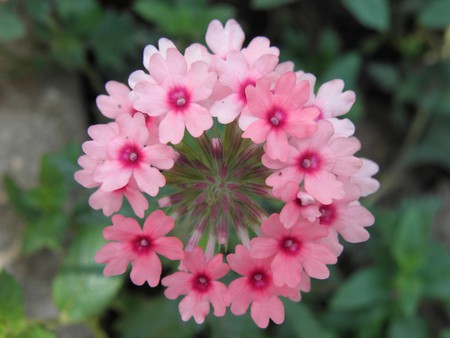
75;19;379;328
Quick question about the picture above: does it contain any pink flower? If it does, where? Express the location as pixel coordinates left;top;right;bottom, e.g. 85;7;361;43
86;113;175;196
273;181;321;228
210;51;279;124
242;72;319;161
132;48;216;144
250;214;337;288
351;158;380;197
95;211;184;286
263;120;362;204
225;245;300;328
205;19;245;59
161;248;229;324
317;183;375;243
88;178;149;218
96;81;137;119
309;79;355;119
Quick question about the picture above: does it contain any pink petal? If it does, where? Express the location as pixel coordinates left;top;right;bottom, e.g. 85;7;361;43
279;201;301;229
209;282;228;317
159;111;186;144
142;144;175;169
143;210;174;237
205;19;244;57
179;294;209;323
182;247;207;273
130;251;162;287
133;166;165;196
226;278;252;315
305;171;344;204
124;187;148;218
250;237;279;259
153;237;184;260
206;254;230;279
184;104;213;138
265;130;289;161
161;271;191;299
95;242;125;263
103;256;131;277
271;254;302;288
210;94;243;124
96;162;132;192
132;81;168;116
242;119;271;143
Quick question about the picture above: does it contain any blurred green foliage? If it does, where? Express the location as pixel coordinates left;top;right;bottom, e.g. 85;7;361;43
2;0;450;337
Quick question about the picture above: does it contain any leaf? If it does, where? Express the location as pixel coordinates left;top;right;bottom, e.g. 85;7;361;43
419;0;450;29
284;301;336;338
422;243;450;302
322;52;362;91
115;296;198;338
208;310;264;338
340;0;390;32
251;0;299;10
367;62;400;91
52;223;124;321
17;326;57;338
22;212;69;254
0;5;26;42
394;272;423;317
330;267;389;311
391;197;441;272
0;271;24;337
387;316;428;338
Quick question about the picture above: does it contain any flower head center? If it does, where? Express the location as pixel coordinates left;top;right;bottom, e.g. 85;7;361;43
281;236;301;255
299;151;321;173
192;273;210;293
319;204;336;225
268;108;285;127
119;143;141;167
168;87;190;111
250;270;269;289
133;236;152;254
129;152;138;162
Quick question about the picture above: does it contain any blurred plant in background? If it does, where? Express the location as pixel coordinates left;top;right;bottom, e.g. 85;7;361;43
1;0;450;337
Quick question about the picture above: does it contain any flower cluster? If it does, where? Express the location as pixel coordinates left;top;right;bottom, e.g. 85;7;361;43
75;19;379;328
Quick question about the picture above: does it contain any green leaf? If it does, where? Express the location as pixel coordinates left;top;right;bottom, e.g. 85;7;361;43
53;223;124;320
0;5;26;42
367;62;400;91
209;310;264;338
441;329;450;338
0;271;24;337
391;197;441;272
22;212;69;254
394;272;423;317
251;0;299;10
422;243;450;302
341;0;390;32
284;301;336;338
387;316;428;338
331;267;389;311
322;52;362;91
133;0;235;43
17;326;57;338
419;0;450;29
115;296;198;338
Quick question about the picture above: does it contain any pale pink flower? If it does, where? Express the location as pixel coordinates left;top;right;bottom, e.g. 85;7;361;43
318;183;375;243
310;79;355;119
225;245;300;328
250;214;337;288
87;113;175;196
161;248;229;324
273;182;321;228
96;81;137;119
241;36;279;66
210;51;279;123
263;120;362;204
242;72;319;161
88;178;149;218
132;48;216;144
205;19;245;59
351;158;380;197
95;211;184;286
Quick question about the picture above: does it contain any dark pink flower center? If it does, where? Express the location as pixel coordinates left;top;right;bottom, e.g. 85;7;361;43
319;204;337;225
132;236;152;254
238;78;256;104
168;86;191;112
249;269;270;290
267;106;286;128
280;236;302;255
118;143;142;167
192;273;211;293
298;151;321;173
